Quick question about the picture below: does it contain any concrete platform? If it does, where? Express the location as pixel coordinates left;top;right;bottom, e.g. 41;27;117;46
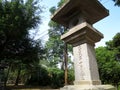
60;85;115;90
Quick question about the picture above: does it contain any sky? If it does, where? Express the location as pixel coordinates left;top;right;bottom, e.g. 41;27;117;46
36;0;120;47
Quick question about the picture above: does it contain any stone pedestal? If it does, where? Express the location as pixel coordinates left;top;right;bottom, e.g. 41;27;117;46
60;22;115;90
73;43;101;85
61;23;103;84
60;85;115;90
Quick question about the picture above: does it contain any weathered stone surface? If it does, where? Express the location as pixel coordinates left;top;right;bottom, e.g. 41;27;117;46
60;85;115;90
73;43;101;85
61;22;103;46
51;0;109;27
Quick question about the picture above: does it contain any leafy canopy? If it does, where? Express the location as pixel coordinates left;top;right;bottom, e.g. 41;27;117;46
113;0;120;6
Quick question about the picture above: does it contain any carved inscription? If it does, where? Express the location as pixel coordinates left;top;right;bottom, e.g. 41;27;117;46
78;45;85;80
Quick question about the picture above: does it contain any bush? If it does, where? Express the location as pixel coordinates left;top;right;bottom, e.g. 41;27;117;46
26;66;51;86
48;68;64;88
26;67;74;88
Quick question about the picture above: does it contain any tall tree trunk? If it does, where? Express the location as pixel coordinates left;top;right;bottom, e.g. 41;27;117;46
61;58;65;70
64;42;68;85
15;67;21;86
116;84;119;90
4;63;11;87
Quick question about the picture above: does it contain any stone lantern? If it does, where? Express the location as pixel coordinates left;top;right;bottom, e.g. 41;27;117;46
51;0;115;90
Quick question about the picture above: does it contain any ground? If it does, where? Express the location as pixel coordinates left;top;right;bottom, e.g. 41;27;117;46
5;85;59;90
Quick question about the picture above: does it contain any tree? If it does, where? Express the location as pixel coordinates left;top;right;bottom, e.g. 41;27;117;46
45;0;73;86
106;33;120;60
45;20;65;69
113;0;120;6
45;0;73;69
96;33;120;89
96;47;120;89
0;0;41;58
57;0;68;7
0;0;43;86
45;0;66;69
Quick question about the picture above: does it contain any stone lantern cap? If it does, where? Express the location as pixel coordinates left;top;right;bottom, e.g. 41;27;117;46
51;0;109;27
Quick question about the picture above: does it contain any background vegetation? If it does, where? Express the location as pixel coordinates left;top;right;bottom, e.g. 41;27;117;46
0;0;120;89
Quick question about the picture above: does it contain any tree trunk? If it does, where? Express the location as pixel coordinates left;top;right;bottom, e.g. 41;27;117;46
15;67;21;86
116;84;119;90
61;58;65;70
4;63;11;87
64;42;68;85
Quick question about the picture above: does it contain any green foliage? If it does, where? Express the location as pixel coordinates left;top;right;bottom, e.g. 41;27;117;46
58;0;68;7
0;0;41;39
44;0;74;87
45;7;65;69
45;36;65;68
113;0;120;6
48;68;74;88
45;0;72;70
49;7;56;14
112;33;120;47
106;33;120;59
26;66;51;86
48;68;64;88
0;0;42;61
67;69;74;85
0;0;43;86
96;33;120;88
25;66;74;88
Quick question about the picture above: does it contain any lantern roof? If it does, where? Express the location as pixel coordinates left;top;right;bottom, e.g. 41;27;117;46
51;0;109;27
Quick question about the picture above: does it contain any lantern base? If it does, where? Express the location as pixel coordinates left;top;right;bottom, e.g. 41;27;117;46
60;85;115;90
